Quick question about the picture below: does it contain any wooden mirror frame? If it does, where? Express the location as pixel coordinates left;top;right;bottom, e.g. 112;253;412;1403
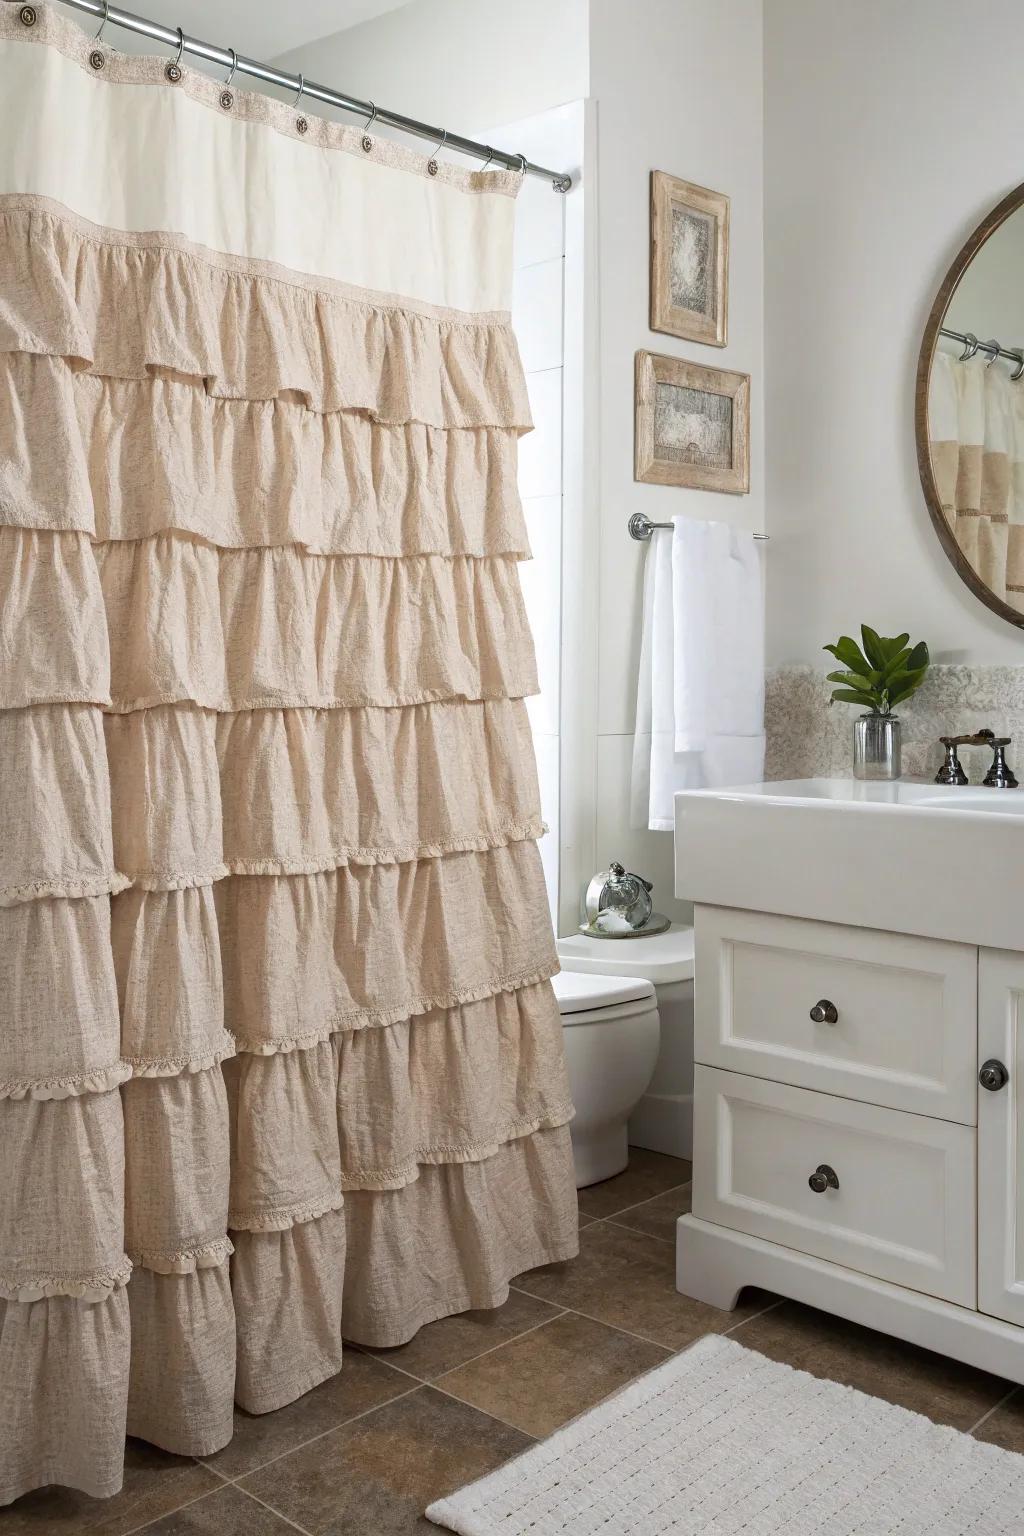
915;179;1024;630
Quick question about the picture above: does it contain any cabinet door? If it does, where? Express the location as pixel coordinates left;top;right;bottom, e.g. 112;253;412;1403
979;949;1024;1327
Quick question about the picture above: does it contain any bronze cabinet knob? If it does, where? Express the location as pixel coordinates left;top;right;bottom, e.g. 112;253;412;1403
808;1164;840;1194
979;1059;1010;1092
810;1000;839;1024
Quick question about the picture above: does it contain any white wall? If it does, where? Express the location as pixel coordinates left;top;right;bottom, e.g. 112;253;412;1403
765;0;1024;671
276;0;588;130
588;0;765;924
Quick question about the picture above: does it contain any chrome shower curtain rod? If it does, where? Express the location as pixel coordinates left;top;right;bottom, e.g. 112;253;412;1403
941;325;1024;380
56;0;574;191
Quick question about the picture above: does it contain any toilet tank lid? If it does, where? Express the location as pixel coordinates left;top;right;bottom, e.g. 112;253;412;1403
551;969;655;1014
555;923;694;985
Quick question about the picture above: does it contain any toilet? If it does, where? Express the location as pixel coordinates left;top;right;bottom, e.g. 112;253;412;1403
552;970;660;1188
555;924;696;1187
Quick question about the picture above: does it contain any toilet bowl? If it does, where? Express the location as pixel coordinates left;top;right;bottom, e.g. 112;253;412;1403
552;970;660;1188
558;924;695;1161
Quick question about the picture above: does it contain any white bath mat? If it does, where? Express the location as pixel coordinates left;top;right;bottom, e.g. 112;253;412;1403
426;1333;1024;1535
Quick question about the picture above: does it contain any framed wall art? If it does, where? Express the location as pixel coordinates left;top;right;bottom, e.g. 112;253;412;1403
635;350;750;495
650;170;729;347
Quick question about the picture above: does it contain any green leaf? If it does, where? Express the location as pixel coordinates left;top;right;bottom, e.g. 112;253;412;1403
885;665;927;690
825;669;876;692
824;636;870;673
879;647;911;678
829;688;879;709
860;625;887;670
878;632;910;663
886;671;929;707
904;640;929;671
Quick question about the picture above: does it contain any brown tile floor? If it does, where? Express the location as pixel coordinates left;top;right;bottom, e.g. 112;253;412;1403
7;1148;1023;1534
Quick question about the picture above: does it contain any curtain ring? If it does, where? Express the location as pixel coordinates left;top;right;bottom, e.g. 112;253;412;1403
426;128;447;177
1011;350;1024;383
219;47;237;108
292;74;309;132
517;153;528;177
429;129;448;175
94;0;109;40
983;338;1002;367
479;146;494;172
426;128;447;174
361;101;376;152
165;26;183;81
958;332;979;363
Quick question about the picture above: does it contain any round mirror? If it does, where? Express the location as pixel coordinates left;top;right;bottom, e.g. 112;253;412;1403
916;181;1024;628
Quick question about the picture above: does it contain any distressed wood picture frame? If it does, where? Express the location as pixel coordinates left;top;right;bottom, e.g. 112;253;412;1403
650;170;729;347
635;350;750;495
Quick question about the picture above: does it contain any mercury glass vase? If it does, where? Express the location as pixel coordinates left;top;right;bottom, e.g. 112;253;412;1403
853;713;901;781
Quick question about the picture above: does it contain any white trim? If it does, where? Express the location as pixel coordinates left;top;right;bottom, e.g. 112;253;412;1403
556;98;599;937
677;1213;1024;1385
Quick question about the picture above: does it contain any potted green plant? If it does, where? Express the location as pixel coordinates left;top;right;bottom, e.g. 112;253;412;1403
824;626;930;780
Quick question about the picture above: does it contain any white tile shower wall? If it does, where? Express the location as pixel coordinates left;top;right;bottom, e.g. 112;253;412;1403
505;136;566;927
765;664;1024;783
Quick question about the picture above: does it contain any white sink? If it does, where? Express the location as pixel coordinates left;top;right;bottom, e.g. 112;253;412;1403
686;778;1024;815
674;777;1024;949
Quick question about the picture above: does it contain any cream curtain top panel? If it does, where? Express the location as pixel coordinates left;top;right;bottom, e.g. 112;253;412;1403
0;15;518;314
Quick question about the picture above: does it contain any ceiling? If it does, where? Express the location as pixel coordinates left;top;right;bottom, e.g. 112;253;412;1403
56;0;409;63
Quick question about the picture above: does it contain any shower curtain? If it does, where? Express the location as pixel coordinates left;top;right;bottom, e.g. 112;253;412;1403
929;348;1024;612
0;2;577;1503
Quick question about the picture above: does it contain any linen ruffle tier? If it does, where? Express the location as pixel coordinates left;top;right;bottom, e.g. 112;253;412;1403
0;197;577;1504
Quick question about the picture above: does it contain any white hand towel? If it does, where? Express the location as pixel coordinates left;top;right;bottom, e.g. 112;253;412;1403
631;516;765;831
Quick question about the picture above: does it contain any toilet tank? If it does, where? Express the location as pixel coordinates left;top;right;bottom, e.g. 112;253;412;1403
556;924;695;1159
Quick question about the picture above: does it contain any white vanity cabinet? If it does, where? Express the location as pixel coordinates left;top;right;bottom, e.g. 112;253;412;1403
681;901;1024;1377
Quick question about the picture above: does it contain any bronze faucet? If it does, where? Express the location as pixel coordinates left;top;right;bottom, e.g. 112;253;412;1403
935;728;1018;788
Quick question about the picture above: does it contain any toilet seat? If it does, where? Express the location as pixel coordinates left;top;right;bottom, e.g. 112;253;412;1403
552;970;655;1023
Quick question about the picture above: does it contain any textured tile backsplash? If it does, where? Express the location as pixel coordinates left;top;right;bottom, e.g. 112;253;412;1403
765;665;1024;782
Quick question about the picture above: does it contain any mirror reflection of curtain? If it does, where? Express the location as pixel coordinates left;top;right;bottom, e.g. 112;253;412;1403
929;351;1024;613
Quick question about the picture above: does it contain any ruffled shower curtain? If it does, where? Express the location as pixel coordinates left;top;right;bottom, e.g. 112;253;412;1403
929;348;1024;612
0;3;577;1503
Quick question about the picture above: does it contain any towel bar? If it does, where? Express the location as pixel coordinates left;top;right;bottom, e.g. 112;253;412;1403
628;512;768;542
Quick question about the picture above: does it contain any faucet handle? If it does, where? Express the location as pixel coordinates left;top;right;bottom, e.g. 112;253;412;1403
935;738;968;785
983;739;1018;789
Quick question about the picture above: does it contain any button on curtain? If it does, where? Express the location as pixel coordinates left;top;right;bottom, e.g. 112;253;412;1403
0;3;576;1502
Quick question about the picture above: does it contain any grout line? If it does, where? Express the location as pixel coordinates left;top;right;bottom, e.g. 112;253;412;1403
214;1382;423;1484
721;1295;786;1337
234;1483;317;1536
578;1179;693;1226
430;1309;570;1385
967;1384;1019;1437
602;1217;675;1246
426;1378;541;1441
506;1291;674;1354
123;1484;236;1536
202;1463;235;1485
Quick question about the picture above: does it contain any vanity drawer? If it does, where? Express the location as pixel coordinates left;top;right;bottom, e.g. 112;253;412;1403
692;1066;976;1306
695;906;977;1123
